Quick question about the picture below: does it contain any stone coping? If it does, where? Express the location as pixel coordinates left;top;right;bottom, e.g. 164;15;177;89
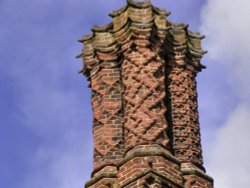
77;0;206;77
85;170;117;188
91;144;180;177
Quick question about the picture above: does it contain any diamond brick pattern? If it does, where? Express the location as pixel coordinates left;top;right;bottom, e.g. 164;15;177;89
91;67;124;167
122;47;168;150
166;66;203;167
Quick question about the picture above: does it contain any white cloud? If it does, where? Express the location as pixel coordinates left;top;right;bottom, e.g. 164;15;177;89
201;0;250;98
208;105;250;187
201;0;250;187
21;130;93;188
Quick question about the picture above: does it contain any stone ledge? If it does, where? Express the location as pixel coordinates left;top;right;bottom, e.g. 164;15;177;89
181;165;214;183
85;169;117;187
120;144;180;166
90;144;180;179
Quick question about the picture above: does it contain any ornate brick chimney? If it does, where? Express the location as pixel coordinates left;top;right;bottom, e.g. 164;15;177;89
77;0;214;187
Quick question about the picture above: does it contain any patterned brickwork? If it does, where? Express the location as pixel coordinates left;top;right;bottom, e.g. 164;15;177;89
166;66;203;167
122;47;168;150
91;63;124;168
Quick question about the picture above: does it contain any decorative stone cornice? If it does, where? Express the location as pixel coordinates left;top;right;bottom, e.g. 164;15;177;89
77;0;206;77
127;0;151;8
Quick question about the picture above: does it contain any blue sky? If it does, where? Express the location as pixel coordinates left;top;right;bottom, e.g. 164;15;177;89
1;0;249;187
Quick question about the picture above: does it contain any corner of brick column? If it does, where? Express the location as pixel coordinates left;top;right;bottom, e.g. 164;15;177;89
116;144;184;188
181;163;214;188
85;166;118;188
